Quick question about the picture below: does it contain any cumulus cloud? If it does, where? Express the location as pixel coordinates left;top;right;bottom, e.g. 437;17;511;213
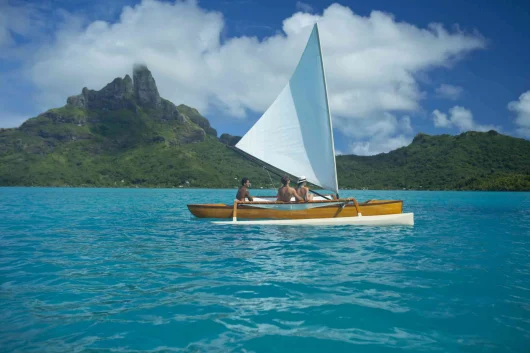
432;109;451;127
432;106;499;132
2;0;485;154
0;0;51;55
0;1;31;48
344;113;414;155
296;1;314;13
508;90;530;138
350;134;412;156
448;106;475;130
435;84;463;100
0;0;135;53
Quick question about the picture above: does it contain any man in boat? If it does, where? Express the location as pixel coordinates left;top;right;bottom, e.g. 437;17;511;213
236;177;253;202
295;176;313;202
277;175;304;202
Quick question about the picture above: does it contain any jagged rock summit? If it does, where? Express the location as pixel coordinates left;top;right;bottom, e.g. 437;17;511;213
133;64;161;108
67;64;161;111
67;75;134;111
63;64;217;141
219;133;241;146
14;64;221;147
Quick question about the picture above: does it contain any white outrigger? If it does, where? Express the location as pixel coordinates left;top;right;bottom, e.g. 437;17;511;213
213;213;414;226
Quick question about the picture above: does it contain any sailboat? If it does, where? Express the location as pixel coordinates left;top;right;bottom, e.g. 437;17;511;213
187;23;414;226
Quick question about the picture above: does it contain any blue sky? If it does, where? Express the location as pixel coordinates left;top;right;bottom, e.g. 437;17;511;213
1;0;529;155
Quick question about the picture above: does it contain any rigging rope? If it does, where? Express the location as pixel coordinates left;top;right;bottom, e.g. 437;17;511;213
264;167;275;189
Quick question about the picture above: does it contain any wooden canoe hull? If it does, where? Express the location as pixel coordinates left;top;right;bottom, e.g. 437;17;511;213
187;199;403;219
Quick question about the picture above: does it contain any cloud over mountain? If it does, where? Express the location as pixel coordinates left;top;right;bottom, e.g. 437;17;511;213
432;106;499;132
2;0;485;154
508;90;530;138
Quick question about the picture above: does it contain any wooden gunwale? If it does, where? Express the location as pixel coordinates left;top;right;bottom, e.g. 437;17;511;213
189;199;402;208
187;199;404;220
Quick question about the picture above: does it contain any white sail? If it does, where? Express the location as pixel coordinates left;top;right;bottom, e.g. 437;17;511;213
235;24;339;193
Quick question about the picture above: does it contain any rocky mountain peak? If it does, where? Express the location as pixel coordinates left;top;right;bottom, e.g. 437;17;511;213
133;64;161;109
67;75;135;110
60;64;216;144
219;133;241;146
66;65;163;111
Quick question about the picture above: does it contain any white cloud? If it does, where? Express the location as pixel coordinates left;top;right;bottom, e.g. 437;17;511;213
2;0;485;154
431;106;500;132
508;90;530;138
0;1;62;57
432;109;450;127
350;135;412;156
296;1;314;13
401;115;413;134
0;1;32;48
345;113;414;155
0;0;38;51
435;84;463;100
449;106;474;130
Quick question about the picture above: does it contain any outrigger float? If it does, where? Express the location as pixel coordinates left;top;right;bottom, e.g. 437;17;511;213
187;23;414;226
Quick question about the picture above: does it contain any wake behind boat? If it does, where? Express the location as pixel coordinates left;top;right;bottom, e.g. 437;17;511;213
187;23;414;226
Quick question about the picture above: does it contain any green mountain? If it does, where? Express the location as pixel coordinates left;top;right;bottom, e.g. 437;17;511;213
0;65;271;188
1;65;529;190
338;131;530;191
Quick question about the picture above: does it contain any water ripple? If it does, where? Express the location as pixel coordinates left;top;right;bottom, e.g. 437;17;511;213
1;188;529;352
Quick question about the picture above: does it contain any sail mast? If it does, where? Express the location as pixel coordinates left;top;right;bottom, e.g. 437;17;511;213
315;23;339;197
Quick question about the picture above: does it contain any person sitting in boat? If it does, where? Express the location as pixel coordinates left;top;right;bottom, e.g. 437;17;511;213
277;175;304;202
295;176;313;202
236;177;253;202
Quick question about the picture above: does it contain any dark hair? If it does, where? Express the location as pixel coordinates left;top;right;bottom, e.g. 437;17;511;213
241;177;250;185
281;175;290;185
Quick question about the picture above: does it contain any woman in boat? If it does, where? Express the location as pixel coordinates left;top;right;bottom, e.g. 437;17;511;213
295;176;313;202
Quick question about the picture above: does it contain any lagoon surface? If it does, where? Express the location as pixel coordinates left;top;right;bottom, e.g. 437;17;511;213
1;188;529;352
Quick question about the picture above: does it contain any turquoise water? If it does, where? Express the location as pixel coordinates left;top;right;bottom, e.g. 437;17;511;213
1;188;529;352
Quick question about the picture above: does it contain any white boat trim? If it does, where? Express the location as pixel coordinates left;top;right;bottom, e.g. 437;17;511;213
213;213;414;226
